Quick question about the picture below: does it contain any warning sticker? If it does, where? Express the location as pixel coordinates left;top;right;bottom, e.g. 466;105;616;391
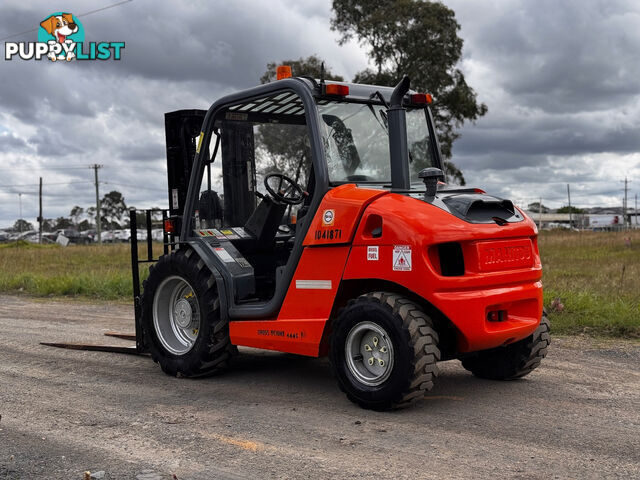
212;247;235;263
220;229;239;240
392;245;412;271
233;227;251;238
211;229;226;240
367;246;379;261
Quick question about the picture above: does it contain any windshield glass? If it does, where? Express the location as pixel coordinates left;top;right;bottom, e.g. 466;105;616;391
317;101;438;185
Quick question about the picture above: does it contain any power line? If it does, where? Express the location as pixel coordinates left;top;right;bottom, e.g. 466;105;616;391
102;182;165;192
0;166;94;172
0;0;134;41
0;181;94;188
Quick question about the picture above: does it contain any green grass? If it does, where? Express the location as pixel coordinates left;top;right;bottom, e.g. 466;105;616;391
0;241;160;301
539;230;640;338
0;230;638;338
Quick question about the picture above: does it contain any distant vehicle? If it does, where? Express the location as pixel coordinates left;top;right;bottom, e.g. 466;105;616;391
55;229;92;245
14;230;37;241
22;232;41;243
79;230;95;243
151;228;164;242
589;214;620;230
0;231;8;243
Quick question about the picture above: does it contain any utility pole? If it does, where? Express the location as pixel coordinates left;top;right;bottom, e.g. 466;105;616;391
92;164;103;244
623;177;628;227
18;193;23;233
38;177;43;244
538;196;542;231
567;184;572;228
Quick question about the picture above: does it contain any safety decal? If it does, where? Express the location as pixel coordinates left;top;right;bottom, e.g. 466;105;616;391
171;188;179;210
233;227;251;238
392;245;412;271
367;246;379;261
220;229;239;240
212;246;235;263
195;132;204;153
322;209;335;226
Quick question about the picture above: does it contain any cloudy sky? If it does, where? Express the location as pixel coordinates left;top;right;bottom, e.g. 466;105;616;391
1;0;639;228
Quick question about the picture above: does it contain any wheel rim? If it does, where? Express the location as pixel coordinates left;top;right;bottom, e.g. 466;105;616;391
153;276;201;355
345;321;394;386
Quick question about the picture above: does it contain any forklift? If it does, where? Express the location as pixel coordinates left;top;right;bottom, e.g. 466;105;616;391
131;67;549;410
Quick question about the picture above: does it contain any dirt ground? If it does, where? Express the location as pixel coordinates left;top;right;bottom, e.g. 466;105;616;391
0;295;638;480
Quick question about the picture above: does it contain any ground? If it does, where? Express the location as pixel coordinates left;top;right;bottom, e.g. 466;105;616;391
0;295;639;480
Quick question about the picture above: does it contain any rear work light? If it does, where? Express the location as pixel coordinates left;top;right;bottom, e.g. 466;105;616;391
324;84;350;96
410;93;433;104
276;65;292;80
164;218;177;234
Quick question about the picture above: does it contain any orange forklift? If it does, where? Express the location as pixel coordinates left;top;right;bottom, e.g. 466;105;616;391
128;67;549;410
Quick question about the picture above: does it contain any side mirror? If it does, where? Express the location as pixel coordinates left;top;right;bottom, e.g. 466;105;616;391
418;167;444;197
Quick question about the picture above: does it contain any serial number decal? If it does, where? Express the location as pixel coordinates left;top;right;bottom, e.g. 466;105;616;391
257;329;305;339
314;228;342;240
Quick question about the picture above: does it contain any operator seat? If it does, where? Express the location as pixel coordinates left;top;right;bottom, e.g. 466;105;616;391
199;190;223;228
243;196;287;250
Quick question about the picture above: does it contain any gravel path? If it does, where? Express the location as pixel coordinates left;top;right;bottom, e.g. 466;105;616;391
0;295;638;479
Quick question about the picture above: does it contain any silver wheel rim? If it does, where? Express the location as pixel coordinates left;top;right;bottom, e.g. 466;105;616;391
153;276;201;355
345;321;394;386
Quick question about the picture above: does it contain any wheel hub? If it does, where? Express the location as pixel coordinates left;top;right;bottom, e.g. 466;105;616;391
345;322;394;386
174;298;193;328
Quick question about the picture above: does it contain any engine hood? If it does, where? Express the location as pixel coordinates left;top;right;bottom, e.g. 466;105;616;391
406;186;524;225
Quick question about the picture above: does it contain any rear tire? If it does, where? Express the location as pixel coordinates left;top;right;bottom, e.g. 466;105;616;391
461;313;550;380
141;247;234;377
330;292;440;410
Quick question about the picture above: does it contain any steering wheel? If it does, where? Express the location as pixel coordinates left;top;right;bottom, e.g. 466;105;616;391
263;173;305;205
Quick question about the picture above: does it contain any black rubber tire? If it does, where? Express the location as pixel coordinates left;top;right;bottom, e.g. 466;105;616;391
330;292;440;410
461;313;550;380
141;247;235;377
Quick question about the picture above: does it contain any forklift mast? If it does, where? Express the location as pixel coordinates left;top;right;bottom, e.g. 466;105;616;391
164;109;206;217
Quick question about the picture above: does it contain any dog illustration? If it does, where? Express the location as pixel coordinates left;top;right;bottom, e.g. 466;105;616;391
39;13;78;62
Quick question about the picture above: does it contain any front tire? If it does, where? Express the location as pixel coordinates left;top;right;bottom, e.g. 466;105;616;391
330;292;440;410
461;313;550;380
141;248;234;377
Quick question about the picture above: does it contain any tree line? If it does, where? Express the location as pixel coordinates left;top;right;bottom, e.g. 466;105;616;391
9;191;161;233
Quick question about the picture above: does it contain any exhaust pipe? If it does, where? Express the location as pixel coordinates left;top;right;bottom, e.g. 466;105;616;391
388;75;411;191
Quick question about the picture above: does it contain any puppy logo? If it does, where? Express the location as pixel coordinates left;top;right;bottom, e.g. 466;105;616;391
4;12;124;62
38;12;84;62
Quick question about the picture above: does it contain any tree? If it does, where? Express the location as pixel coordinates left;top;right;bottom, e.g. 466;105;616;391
86;206;99;228
77;219;92;231
100;191;127;230
42;218;55;232
557;206;585;214
527;202;550;213
54;217;74;230
257;56;344;185
331;0;487;184
69;206;84;226
13;219;33;232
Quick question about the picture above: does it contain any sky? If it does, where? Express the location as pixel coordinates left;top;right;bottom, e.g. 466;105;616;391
0;0;639;228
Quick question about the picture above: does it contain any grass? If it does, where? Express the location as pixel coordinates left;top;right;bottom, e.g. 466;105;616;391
0;230;638;338
539;230;640;338
0;241;162;302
